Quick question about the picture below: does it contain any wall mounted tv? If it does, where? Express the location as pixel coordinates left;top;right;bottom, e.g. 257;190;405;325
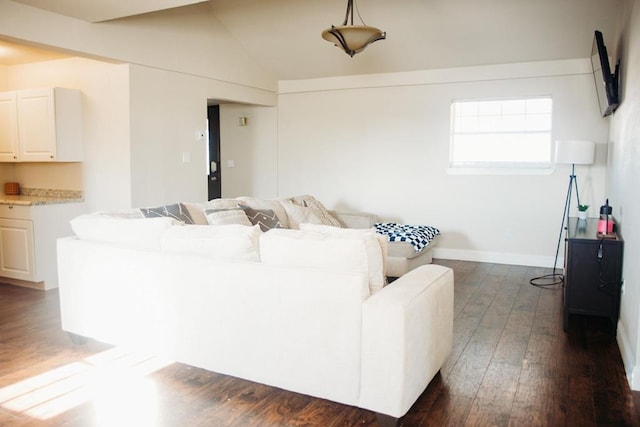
591;30;620;117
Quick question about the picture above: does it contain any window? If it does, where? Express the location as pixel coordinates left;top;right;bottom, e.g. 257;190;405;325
450;97;553;170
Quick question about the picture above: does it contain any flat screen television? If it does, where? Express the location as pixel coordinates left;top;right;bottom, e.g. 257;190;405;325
591;30;620;117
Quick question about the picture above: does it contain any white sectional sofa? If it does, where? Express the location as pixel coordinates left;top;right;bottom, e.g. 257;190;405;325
57;195;451;422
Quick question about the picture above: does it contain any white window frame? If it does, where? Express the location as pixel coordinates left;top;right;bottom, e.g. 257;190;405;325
448;96;553;174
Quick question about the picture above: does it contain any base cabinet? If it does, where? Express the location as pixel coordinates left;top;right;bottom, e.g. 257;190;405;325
563;217;623;335
0;218;35;281
0;203;85;290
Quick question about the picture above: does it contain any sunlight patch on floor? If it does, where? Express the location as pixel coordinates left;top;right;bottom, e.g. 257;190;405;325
0;347;173;421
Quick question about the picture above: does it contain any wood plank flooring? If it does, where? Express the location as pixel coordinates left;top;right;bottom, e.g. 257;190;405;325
1;260;639;426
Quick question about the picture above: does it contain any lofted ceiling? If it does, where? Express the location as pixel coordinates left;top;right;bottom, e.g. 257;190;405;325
11;0;208;23
1;0;624;81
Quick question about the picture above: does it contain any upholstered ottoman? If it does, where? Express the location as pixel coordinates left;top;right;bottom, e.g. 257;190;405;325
374;223;440;278
332;212;440;278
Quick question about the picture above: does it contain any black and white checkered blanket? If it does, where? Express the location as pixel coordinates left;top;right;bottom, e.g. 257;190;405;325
374;222;440;253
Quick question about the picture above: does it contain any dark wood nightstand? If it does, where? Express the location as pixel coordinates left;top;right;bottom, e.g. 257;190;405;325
563;217;624;335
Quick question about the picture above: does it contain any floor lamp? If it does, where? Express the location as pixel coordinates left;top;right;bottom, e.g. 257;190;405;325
531;140;595;287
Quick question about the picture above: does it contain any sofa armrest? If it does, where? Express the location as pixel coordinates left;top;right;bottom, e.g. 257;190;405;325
358;264;454;418
331;211;379;229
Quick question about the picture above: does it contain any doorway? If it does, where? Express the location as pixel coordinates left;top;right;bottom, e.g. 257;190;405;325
207;105;221;200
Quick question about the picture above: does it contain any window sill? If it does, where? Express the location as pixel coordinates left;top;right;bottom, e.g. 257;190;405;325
446;167;554;176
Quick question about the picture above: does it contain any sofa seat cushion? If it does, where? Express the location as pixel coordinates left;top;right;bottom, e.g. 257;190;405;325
161;224;262;262
260;227;385;294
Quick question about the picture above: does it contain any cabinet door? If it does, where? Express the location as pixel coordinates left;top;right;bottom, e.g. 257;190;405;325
0;92;19;162
0;219;36;282
17;89;57;161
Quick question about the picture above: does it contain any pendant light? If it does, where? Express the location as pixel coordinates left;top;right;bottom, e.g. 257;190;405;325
321;0;386;57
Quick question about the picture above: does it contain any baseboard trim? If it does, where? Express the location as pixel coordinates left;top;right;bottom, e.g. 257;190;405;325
617;321;640;390
432;247;561;269
0;277;47;290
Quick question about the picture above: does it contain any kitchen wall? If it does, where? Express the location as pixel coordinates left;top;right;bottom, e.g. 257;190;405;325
0;64;6;88
2;58;277;212
5;57;132;211
277;59;609;267
0;65;10;184
609;0;640;391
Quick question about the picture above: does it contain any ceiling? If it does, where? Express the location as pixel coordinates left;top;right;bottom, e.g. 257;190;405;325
1;0;624;81
0;39;70;65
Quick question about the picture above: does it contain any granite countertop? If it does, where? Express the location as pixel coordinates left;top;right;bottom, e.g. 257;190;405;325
0;188;84;206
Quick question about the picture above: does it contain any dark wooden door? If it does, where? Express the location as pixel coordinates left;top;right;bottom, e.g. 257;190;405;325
207;105;221;200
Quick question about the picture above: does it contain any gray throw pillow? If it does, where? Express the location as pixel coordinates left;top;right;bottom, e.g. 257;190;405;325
140;203;194;224
239;205;283;232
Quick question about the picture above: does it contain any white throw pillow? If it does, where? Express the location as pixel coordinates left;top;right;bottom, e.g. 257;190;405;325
281;202;325;229
287;195;342;227
260;228;384;295
161;224;262;262
204;208;253;226
70;214;178;249
299;223;388;293
181;202;209;225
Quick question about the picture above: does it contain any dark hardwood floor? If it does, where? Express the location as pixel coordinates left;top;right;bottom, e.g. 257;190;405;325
1;260;639;426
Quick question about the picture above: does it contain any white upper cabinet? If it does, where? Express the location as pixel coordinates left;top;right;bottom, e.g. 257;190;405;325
0;92;20;162
0;88;82;162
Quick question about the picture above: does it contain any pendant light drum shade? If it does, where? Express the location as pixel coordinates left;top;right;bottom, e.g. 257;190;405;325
322;0;386;57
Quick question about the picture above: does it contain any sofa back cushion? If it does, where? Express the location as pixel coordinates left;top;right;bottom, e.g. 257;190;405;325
299;223;388;293
70;214;178;250
161;224;262;262
259;228;385;295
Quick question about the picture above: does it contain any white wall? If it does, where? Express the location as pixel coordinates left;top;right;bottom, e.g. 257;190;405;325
1;58;278;211
609;0;640;391
0;64;6;89
220;104;278;199
278;60;609;267
128;65;277;208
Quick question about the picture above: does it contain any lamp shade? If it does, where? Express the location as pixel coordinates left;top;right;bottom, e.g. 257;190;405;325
321;25;385;57
555;140;595;165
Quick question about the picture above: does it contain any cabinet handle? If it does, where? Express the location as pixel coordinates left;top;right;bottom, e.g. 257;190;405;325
8;205;13;209
50;155;54;159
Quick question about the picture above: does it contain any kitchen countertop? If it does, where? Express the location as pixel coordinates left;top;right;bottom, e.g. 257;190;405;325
0;188;84;206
